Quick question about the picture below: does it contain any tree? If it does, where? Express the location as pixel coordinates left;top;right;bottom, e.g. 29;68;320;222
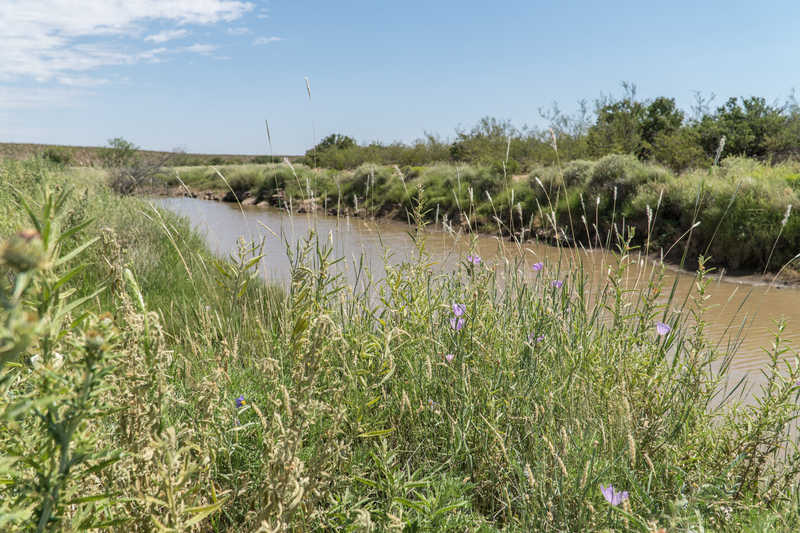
99;137;139;168
695;96;788;160
586;83;687;161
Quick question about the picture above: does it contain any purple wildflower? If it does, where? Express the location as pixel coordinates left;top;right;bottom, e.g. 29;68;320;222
235;394;246;408
656;322;671;336
466;254;481;265
445;353;455;363
531;261;544;271
600;484;629;506
528;332;545;344
450;317;465;331
551;280;563;289
452;303;466;317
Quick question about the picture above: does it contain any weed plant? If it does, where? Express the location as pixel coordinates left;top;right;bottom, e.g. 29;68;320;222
3;157;800;531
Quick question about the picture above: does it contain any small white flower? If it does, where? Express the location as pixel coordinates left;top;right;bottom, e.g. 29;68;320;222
31;354;42;371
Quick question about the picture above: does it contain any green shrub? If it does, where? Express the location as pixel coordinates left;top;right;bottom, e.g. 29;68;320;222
41;145;73;165
252;155;281;164
560;159;595;187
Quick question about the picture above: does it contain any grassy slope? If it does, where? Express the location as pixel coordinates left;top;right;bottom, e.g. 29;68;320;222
2;158;800;531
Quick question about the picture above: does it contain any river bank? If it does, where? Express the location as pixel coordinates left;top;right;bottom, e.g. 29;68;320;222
154;175;800;290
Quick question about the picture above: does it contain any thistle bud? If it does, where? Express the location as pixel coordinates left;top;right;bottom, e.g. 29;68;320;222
1;229;49;272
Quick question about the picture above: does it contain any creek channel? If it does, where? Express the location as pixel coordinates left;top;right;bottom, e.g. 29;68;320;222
157;196;800;400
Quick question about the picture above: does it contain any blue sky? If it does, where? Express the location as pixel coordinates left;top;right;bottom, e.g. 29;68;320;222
1;0;798;156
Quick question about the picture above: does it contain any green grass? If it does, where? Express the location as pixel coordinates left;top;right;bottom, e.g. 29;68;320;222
3;158;800;531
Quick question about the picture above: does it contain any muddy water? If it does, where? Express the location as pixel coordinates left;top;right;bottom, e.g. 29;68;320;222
157;197;799;396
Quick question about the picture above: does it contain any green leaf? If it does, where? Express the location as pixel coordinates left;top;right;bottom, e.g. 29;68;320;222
54;236;101;267
52;263;88;293
432;501;469;517
358;428;395;438
354;476;378;488
609;505;651;533
79;518;133;530
184;495;231;527
393;497;424;513
58;218;96;244
243;253;267;271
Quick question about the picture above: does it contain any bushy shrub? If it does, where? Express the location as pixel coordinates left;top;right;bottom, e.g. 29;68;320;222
41;145;73;165
252;155;282;164
560;159;595;187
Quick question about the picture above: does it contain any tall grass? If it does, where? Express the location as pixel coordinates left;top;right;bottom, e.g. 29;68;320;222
2;157;800;531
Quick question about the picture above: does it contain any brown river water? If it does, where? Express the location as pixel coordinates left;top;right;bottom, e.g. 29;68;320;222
156;197;800;400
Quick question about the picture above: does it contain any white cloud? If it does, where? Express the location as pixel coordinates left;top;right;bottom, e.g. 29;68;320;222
0;0;254;83
227;27;250;35
253;37;282;45
57;75;109;87
145;29;189;43
183;44;220;55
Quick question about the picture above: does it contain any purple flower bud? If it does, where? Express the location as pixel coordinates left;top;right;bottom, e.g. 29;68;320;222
452;303;466;317
531;261;544;271
656;322;671;336
466;254;481;265
445;353;455;363
450;317;465;331
551;280;563;288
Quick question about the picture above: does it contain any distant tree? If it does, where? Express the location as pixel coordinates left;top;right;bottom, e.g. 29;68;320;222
449;116;521;163
42;146;73;165
316;133;356;151
695;96;789;160
99;137;139;168
586;83;688;161
307;134;357;170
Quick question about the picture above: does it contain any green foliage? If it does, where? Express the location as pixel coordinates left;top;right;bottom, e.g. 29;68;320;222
41;146;73;165
98;136;139;168
586;83;685;160
251;155;281;164
696;96;792;160
3;162;800;531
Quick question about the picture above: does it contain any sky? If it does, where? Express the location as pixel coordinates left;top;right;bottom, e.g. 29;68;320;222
1;0;799;156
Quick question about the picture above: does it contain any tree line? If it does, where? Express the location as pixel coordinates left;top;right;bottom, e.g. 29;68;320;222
303;83;800;172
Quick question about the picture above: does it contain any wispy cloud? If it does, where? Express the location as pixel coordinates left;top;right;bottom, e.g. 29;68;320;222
227;27;250;36
0;0;254;83
183;44;220;55
253;37;283;45
145;29;189;43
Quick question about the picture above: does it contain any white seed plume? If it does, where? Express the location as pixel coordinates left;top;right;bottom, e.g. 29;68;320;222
435;204;440;225
782;204;792;227
614;186;618;202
